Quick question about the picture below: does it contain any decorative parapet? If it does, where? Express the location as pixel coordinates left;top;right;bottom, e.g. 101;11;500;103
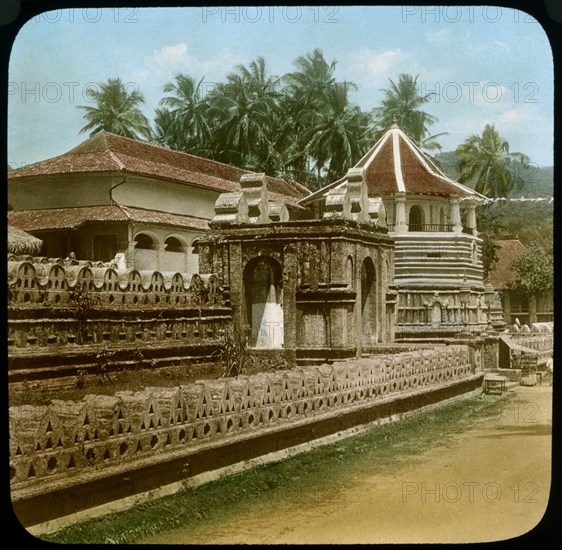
322;167;384;227
10;346;473;496
213;173;291;225
368;197;387;228
7;256;222;308
212;192;249;225
239;173;270;224
323;187;352;220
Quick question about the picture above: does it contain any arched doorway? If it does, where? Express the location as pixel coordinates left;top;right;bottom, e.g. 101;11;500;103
408;205;424;231
360;257;377;346
244;257;283;348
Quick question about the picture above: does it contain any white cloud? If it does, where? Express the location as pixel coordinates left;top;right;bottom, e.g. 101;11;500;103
133;42;238;84
150;43;190;69
425;29;452;45
348;47;406;79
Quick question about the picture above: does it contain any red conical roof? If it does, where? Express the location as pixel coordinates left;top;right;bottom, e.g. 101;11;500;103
302;124;485;203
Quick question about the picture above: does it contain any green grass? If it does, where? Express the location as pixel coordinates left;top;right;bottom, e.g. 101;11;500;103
38;391;507;544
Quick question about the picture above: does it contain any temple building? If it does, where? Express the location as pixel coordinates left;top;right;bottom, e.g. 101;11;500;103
300;123;503;340
7;132;308;273
197;171;394;366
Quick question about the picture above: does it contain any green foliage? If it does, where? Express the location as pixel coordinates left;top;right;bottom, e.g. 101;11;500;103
373;73;447;153
513;246;554;297
480;237;500;280
477;201;553;255
218;325;253;378
95;348;115;385
455;123;530;198
70;283;102;320
78;77;152;140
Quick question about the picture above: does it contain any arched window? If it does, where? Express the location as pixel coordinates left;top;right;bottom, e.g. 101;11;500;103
164;237;183;253
408;205;424;231
134;233;154;250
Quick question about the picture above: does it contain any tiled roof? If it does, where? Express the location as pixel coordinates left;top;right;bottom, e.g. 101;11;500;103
9;131;309;202
301;124;484;204
487;239;528;289
7;205;210;232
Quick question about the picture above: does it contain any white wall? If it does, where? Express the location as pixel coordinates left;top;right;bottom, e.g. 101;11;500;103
113;176;220;219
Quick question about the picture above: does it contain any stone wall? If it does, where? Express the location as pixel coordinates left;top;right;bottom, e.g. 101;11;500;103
8;255;222;311
11;345;476;527
7;255;231;382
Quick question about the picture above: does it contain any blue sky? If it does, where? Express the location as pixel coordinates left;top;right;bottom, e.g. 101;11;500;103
8;5;554;169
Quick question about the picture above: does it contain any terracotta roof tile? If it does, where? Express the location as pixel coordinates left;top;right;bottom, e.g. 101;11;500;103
9;131;308;201
357;126;480;197
302;124;484;204
7;206;210;232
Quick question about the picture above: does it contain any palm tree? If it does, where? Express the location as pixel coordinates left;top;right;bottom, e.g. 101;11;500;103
280;48;340;185
157;74;212;156
455;123;530;198
281;49;373;187
375;74;446;150
301;82;371;185
206;57;282;171
78;77;151;140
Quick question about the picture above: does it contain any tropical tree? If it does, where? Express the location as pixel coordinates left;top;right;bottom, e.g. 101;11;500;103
282;49;372;187
300;82;371;185
206;57;282;172
513;245;553;299
374;73;446;151
455;124;530;198
156;74;212;156
78;77;151;140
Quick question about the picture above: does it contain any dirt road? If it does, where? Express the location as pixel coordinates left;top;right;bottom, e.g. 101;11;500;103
146;384;553;544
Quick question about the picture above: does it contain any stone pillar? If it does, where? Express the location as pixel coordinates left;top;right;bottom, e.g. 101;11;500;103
450;197;463;233
156;245;166;271
394;193;407;234
282;243;298;366
502;292;511;325
466;202;478;236
229;243;244;330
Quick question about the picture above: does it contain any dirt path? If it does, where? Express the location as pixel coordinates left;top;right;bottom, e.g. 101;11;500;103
146;384;553;544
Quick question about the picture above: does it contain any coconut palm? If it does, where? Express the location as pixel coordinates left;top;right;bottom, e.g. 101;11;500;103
282;49;372;186
375;73;445;150
279;48;340;185
157;74;212;156
455;123;530;198
206;57;282;171
300;82;371;185
78;78;151;140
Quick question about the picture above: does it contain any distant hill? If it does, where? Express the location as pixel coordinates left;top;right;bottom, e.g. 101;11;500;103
434;151;553;198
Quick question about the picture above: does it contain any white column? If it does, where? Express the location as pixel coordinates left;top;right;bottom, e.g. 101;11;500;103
450;197;463;234
466;202;478;236
394;193;407;234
